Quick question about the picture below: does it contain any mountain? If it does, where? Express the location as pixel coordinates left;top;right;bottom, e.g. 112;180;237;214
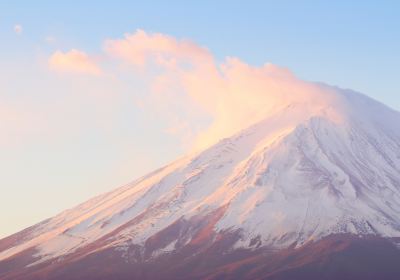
1;85;400;279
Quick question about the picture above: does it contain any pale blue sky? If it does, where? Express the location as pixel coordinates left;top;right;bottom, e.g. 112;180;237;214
0;1;399;237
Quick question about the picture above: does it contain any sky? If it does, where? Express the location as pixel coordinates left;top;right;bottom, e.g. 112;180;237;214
0;0;399;238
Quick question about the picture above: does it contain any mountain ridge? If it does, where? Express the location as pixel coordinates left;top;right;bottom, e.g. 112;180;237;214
1;86;400;279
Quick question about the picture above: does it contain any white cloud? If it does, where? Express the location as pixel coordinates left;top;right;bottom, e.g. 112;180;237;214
45;36;56;43
14;24;22;34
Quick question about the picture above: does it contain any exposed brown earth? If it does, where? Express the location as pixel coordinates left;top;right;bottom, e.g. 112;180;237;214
1;231;400;280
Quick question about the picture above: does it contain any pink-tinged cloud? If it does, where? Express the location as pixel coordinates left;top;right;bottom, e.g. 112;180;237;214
104;29;213;69
103;30;342;150
0;102;46;147
40;30;338;151
48;49;102;76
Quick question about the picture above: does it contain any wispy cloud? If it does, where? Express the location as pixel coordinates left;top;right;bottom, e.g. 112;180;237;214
45;36;56;43
103;30;336;150
104;29;212;69
48;49;102;76
0;101;47;147
46;30;337;151
14;24;22;35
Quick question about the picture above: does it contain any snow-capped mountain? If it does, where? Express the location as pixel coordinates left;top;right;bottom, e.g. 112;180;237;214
1;85;400;279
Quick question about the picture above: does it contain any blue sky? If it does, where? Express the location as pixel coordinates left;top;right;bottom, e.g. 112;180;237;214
2;1;399;101
0;1;399;237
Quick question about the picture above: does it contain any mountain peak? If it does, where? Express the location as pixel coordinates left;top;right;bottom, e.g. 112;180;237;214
1;87;400;279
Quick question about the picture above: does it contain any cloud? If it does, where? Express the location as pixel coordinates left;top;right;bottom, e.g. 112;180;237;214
45;30;339;151
14;24;22;34
104;29;213;69
103;30;339;150
45;36;56;43
0;101;47;147
48;49;102;76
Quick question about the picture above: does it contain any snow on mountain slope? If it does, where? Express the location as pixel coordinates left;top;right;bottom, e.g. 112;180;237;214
1;85;400;268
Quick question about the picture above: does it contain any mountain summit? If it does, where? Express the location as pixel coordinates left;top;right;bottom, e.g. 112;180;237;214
1;85;400;279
